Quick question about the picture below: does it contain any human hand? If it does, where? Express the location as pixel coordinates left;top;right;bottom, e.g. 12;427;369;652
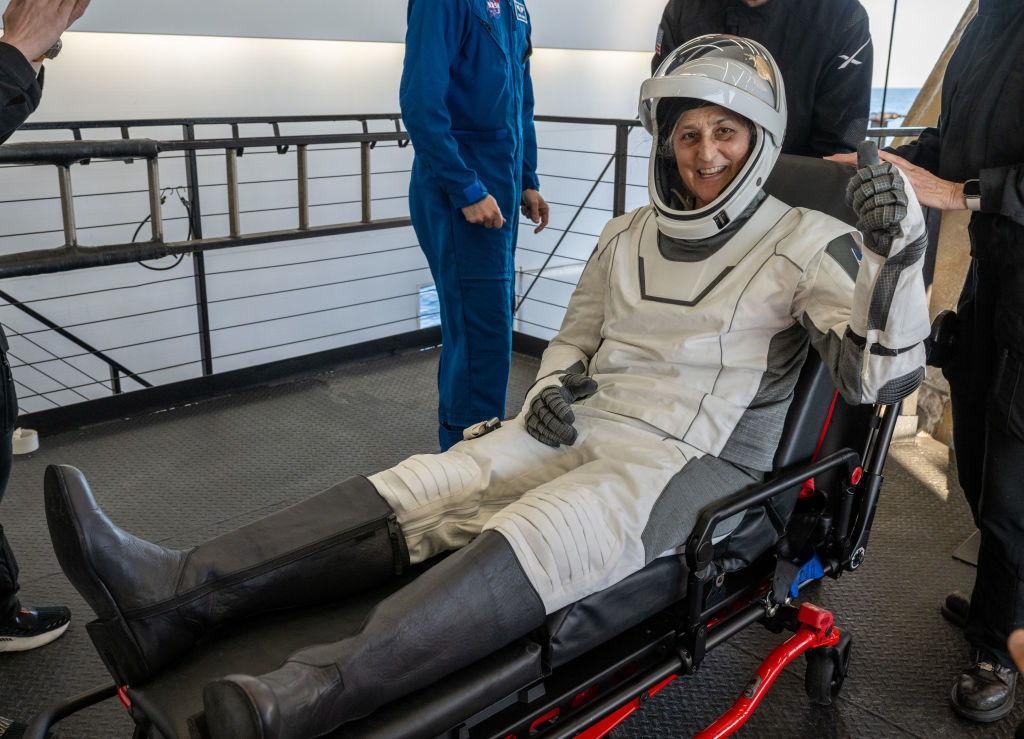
876;150;966;211
524;373;597;447
68;0;88;24
520;188;549;233
461;194;506;229
845;160;909;257
1;0;90;63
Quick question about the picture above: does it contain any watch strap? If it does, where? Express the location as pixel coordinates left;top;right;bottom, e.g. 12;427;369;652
963;178;981;212
35;38;61;62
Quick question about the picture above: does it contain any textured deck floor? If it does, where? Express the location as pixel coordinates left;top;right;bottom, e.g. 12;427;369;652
0;347;1013;738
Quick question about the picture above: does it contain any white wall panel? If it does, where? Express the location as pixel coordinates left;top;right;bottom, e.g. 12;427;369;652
59;0;665;52
27;33;407;121
23;34;653;123
67;0;412;43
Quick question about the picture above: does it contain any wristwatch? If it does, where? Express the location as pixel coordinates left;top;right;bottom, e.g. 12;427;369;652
963;178;981;212
35;38;61;62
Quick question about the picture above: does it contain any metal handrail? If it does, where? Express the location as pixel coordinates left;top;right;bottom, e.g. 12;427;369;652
16;112;406;143
0;123;421;398
0;132;409;164
16;112;632;132
0;130;412;278
866;125;927;139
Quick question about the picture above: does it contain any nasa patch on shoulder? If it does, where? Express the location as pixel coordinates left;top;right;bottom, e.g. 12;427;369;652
487;0;501;19
513;0;528;23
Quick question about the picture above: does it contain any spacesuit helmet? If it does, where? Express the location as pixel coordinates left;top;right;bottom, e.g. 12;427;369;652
639;35;786;240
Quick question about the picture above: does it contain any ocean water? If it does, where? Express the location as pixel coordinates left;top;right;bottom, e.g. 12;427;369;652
870;87;922;129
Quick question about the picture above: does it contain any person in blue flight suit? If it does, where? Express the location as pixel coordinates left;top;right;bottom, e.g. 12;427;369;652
400;0;549;451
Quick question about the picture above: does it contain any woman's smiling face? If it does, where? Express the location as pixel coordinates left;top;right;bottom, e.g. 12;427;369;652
672;105;754;209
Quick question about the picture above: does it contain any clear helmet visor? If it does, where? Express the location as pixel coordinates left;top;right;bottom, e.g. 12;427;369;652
638;34;787;239
650;99;760;213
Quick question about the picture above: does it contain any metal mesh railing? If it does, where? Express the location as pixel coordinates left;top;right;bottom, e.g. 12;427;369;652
0;114;643;415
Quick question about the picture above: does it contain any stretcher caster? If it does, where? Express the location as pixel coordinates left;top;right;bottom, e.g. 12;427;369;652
804;631;853;706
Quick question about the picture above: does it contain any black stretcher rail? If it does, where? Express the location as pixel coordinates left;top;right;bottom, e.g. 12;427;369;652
23;684;120;739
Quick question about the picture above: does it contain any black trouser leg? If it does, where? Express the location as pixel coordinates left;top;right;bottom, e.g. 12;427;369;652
967;423;1024;667
0;336;19;621
946;261;986;522
202;530;546;739
0;523;18;621
947;259;1024;668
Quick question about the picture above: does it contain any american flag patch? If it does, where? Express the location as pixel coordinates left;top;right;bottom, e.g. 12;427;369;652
655;27;664;55
487;0;501;18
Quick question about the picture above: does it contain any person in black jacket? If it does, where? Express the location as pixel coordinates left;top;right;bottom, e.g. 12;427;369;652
0;0;89;655
652;0;872;157
830;0;1024;724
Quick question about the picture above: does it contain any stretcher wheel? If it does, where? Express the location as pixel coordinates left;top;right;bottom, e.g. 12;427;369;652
804;631;853;706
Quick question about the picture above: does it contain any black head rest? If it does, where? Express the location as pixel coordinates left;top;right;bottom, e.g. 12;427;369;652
763;154;858;227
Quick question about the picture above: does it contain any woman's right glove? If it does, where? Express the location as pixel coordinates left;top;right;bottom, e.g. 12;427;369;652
524;373;598;447
845;161;909;257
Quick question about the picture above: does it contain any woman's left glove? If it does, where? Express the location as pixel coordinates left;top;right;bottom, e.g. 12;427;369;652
524;373;597;447
845;161;908;257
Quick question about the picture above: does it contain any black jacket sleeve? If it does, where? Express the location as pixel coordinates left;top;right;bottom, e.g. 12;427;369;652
0;42;42;145
981;164;1024;228
888;125;943;175
807;12;872;155
651;0;681;74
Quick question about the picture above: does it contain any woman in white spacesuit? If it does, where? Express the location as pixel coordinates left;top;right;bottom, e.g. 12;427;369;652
43;36;931;739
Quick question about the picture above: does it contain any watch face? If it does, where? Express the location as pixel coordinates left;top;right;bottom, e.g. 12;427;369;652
964;179;981;198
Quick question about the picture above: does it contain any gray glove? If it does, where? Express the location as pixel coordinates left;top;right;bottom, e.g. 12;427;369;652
845;161;908;257
524;373;598;447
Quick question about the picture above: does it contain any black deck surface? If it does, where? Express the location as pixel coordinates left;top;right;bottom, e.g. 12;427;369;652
0;347;1011;738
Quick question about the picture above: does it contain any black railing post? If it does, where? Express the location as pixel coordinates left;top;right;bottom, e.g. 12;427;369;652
184;123;214;376
612;123;631;217
109;366;121;395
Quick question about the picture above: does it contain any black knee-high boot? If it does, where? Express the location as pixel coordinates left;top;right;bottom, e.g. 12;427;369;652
44;464;409;685
202;530;546;739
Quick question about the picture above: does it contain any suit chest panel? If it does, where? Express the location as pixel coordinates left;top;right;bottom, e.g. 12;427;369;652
602;218;801;370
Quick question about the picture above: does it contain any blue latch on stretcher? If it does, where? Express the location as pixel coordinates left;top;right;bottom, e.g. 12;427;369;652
789;552;825;598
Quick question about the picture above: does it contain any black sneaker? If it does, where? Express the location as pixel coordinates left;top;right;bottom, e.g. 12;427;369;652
951;651;1018;723
0;605;71;652
0;715;27;738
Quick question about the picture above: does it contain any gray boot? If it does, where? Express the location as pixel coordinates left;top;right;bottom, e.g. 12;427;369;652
202;530;545;739
44;464;408;685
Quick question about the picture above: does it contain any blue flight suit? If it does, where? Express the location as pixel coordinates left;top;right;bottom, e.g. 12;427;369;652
400;0;539;450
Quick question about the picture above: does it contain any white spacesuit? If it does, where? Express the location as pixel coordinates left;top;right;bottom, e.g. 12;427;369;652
371;36;931;613
45;36;933;739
